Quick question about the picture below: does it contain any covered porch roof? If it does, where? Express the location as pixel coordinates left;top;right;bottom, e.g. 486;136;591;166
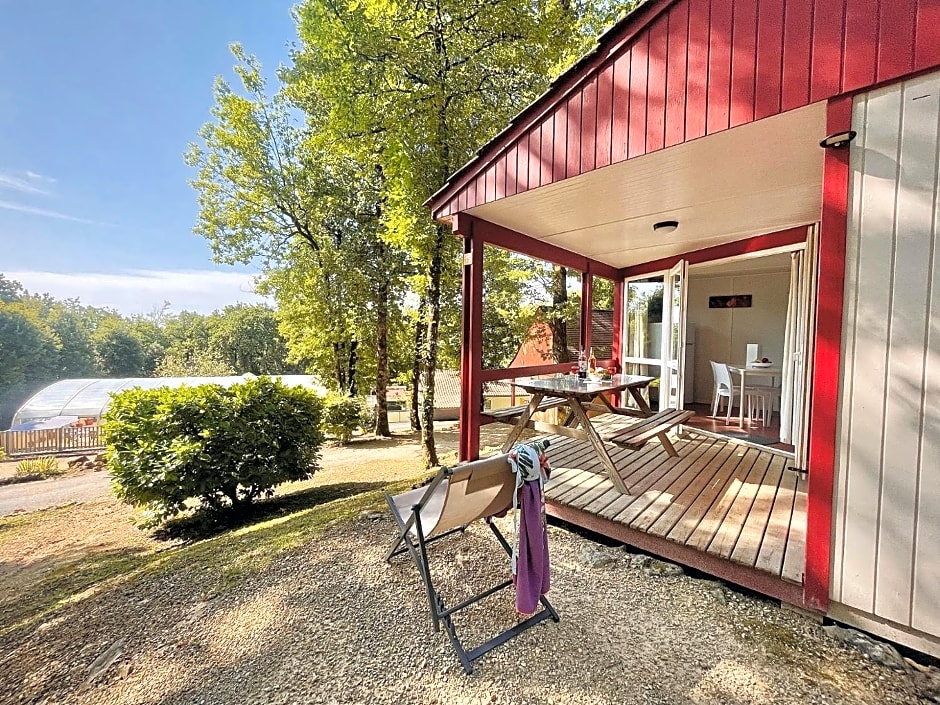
461;101;825;270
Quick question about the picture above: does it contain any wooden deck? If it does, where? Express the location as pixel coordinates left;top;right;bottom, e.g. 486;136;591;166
541;414;807;605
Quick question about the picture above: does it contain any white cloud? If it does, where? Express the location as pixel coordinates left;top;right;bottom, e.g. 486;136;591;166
0;200;107;225
24;171;56;184
0;171;51;196
4;269;268;316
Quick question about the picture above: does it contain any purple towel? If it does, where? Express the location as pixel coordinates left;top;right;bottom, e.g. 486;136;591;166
514;476;550;615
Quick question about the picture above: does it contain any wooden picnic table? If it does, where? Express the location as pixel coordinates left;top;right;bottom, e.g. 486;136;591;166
497;374;692;494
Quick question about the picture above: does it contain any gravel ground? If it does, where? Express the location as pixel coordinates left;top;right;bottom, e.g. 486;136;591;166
1;513;930;705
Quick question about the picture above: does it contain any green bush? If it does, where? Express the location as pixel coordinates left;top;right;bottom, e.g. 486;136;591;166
14;456;62;477
102;377;324;521
321;393;365;443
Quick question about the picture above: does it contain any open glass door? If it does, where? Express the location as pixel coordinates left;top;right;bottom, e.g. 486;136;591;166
663;259;688;410
622;275;666;411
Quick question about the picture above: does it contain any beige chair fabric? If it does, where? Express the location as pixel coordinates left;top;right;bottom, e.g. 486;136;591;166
391;453;515;538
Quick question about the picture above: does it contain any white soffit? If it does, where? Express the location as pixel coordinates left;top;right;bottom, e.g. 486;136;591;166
467;102;827;268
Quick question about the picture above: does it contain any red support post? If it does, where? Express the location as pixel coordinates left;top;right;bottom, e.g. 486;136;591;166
458;223;484;462
804;95;853;612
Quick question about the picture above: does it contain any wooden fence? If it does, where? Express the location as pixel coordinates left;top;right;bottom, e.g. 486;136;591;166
1;426;104;457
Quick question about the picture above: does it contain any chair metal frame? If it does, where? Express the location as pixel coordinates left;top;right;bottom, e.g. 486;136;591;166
384;457;559;674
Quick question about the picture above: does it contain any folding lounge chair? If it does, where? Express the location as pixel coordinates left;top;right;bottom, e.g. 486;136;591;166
385;451;559;674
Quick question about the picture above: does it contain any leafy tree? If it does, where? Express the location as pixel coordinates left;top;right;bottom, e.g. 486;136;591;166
104;377;324;521
46;303;97;378
289;0;597;465
92;319;146;377
186;47;407;435
154;348;236;377
0;274;24;303
207;304;296;375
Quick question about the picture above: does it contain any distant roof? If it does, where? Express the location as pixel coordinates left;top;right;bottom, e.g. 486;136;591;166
420;370;515;409
11;375;326;427
510;310;615;367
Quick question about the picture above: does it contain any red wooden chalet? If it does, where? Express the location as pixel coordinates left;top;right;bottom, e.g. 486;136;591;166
427;0;940;656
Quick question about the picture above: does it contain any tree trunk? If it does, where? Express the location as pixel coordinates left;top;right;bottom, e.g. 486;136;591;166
347;340;358;396
333;340;346;391
410;296;425;431
550;265;570;362
374;271;391;437
419;225;447;467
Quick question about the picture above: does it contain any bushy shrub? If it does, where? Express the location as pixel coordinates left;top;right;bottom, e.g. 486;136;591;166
321;393;365;443
103;377;324;521
15;456;62;477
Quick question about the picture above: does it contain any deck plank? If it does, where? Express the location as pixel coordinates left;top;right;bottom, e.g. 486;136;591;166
781;474;808;584
545;466;592;500
551;467;610;505
570;445;662;510
541;425;804;589
731;455;788;567
629;441;726;531
605;437;721;525
664;445;753;545
642;438;743;537
707;451;773;560
754;466;799;576
683;448;762;551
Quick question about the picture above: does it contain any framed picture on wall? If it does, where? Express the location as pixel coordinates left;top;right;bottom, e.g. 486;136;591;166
709;294;752;309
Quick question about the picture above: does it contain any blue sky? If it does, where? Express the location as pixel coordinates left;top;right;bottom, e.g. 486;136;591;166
0;1;295;314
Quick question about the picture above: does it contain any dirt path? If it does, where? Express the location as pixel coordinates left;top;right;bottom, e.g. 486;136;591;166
0;472;112;517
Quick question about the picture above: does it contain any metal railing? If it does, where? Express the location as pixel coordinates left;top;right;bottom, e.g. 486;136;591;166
1;426;104;457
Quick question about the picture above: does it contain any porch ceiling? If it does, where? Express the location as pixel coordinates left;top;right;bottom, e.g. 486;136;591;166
466;102;827;269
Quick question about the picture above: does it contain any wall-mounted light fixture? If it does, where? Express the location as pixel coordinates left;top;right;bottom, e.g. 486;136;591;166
653;220;679;234
819;130;857;149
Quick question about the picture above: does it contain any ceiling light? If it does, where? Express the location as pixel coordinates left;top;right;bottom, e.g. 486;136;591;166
653;220;679;234
819;130;857;149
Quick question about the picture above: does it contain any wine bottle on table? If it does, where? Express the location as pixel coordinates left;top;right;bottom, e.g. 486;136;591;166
589;347;597;372
577;348;587;379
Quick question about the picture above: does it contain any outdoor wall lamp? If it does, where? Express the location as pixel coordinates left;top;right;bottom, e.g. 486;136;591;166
819;130;857;149
653;220;679;234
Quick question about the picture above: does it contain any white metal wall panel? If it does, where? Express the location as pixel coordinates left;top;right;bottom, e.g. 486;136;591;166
833;70;940;638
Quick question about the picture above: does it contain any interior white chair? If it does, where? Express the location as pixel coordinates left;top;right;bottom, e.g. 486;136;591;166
709;360;775;425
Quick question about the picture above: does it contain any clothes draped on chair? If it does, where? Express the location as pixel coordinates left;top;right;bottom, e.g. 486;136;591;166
383;443;559;674
508;440;551;616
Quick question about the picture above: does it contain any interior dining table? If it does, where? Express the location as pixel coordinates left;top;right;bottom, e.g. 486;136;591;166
726;363;782;427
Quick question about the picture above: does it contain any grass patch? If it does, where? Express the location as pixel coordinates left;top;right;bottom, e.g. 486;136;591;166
0;474;430;637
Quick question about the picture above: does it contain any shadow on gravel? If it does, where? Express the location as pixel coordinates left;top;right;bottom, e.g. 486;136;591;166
154;481;386;542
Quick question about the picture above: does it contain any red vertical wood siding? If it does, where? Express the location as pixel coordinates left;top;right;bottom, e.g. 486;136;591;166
685;0;710;140
647;19;668;153
596;63;615;168
553;105;568;183
916;0;940;68
567;93;583;179
495;154;506;200
506;144;518;197
665;0;689;147
730;0;757;127
612;53;631;162
877;0;917;82
431;0;940;220
781;0;813;111
809;0;845;102
841;0;879;92
628;35;649;158
706;0;733;133
755;0;785;120
581;77;598;174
